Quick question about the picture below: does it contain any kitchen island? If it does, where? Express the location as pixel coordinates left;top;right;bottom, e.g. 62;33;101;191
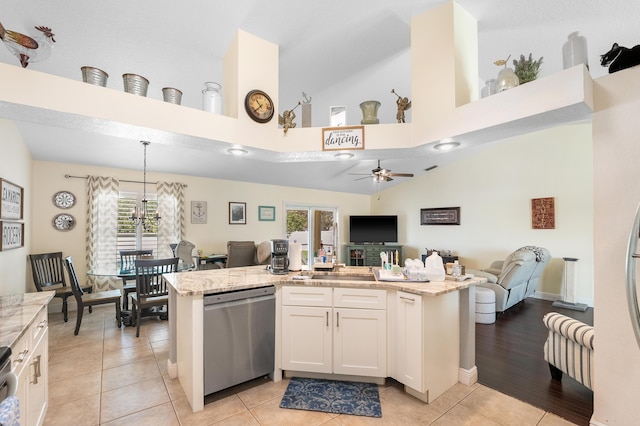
164;266;485;412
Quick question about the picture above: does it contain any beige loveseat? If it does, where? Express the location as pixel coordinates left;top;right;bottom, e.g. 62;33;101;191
470;246;550;312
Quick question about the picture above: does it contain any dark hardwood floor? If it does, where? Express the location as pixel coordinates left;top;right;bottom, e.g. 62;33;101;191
476;298;594;425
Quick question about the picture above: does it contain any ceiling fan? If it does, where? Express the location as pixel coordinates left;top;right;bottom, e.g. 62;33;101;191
351;159;414;182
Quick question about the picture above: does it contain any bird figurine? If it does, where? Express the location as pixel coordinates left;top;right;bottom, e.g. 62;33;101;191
0;21;55;68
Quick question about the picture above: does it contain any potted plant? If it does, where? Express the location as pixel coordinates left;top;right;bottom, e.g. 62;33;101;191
513;53;544;84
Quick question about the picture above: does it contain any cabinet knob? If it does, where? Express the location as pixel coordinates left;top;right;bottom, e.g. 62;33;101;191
14;349;28;364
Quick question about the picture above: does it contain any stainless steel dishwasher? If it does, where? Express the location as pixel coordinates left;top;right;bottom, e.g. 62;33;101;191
203;286;276;395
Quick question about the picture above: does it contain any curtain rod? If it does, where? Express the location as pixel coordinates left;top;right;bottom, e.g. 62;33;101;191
64;174;187;187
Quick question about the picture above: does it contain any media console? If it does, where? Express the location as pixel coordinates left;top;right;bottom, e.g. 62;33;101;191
344;244;403;267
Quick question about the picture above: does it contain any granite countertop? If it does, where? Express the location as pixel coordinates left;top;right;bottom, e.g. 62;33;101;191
164;265;486;297
0;291;55;348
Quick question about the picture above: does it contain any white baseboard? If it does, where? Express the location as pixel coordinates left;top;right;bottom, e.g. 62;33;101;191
167;360;178;379
459;366;478;386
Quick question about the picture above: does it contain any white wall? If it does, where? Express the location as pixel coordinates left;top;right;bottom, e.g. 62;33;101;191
280;49;412;129
592;66;640;425
372;123;594;305
30;160;370;290
0;119;32;296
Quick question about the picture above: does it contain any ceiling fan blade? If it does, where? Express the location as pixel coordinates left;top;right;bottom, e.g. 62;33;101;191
387;173;414;177
354;175;373;181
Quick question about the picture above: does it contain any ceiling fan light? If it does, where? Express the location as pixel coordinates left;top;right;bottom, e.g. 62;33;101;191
227;148;249;156
433;141;460;151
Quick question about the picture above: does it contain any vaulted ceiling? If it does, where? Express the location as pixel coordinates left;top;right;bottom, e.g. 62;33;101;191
2;0;637;194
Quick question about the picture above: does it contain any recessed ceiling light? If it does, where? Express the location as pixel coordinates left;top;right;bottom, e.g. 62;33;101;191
334;152;354;159
433;141;460;151
227;148;248;156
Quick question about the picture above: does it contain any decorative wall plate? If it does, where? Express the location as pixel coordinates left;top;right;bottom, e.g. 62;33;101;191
52;213;75;231
53;191;76;209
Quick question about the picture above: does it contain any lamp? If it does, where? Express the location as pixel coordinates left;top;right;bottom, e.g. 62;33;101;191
130;141;161;230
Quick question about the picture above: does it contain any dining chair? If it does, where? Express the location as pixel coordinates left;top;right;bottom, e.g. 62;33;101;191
131;257;179;337
175;240;196;270
29;252;93;322
64;256;122;335
119;249;153;311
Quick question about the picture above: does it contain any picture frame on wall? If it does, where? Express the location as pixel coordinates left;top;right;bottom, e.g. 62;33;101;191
531;197;555;229
1;221;24;251
229;202;246;225
0;178;23;220
258;205;275;221
191;201;207;224
420;207;461;225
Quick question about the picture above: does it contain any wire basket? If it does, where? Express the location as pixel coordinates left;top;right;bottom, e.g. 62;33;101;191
122;73;149;96
162;87;182;105
81;66;108;87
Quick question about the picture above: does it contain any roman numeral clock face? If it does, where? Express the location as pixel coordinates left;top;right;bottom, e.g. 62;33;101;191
244;90;274;123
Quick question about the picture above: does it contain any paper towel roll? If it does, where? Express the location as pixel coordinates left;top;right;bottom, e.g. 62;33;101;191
288;242;302;271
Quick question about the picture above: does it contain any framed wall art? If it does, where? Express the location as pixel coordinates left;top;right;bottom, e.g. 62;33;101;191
322;126;365;151
258;205;275;221
1;221;24;250
229;202;246;225
1;178;23;220
531;197;555;229
191;201;207;224
420;207;461;225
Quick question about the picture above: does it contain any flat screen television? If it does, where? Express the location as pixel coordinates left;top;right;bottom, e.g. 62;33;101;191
349;215;398;244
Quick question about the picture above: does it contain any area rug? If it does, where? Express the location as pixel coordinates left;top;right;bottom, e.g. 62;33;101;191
279;377;382;418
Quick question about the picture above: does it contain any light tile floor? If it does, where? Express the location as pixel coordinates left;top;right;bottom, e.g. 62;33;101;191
44;306;578;425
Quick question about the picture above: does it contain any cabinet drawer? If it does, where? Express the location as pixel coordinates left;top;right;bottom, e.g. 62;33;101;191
31;308;48;345
282;286;332;307
333;288;386;310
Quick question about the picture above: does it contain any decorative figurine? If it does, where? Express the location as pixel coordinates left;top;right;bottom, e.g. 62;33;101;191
391;89;411;123
0;21;55;68
278;102;301;134
600;42;640;74
494;55;519;92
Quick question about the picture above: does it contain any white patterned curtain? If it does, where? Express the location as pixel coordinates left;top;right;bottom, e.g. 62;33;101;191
86;176;119;291
157;181;185;259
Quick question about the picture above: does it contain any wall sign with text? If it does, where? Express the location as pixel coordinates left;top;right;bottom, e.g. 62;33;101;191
1;179;23;220
322;126;365;151
1;221;24;251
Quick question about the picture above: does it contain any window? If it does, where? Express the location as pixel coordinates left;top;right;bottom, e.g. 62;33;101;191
285;205;338;265
117;191;159;258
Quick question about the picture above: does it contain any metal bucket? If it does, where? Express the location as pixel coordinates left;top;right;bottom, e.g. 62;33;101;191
122;73;149;96
81;66;108;87
162;87;182;105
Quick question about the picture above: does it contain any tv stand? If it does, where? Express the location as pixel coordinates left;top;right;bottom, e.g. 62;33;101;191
344;244;402;267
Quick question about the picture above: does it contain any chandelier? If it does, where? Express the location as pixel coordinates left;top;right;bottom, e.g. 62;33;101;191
130;141;161;230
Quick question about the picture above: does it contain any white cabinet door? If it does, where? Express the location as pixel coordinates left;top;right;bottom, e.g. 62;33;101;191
396;291;423;392
333;308;386;377
281;305;332;373
27;328;48;426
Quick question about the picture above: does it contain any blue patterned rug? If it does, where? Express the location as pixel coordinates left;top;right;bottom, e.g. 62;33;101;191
279;377;382;418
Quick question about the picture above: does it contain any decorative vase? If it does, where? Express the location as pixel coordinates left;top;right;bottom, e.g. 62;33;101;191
81;66;108;87
122;73;149;96
162;87;182;105
496;67;519;92
481;79;497;98
563;31;589;70
359;100;380;124
202;82;223;114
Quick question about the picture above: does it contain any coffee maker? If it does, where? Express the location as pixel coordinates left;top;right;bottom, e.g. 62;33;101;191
270;239;289;274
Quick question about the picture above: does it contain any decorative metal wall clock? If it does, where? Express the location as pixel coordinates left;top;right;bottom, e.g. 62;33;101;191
53;191;76;209
52;213;75;231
